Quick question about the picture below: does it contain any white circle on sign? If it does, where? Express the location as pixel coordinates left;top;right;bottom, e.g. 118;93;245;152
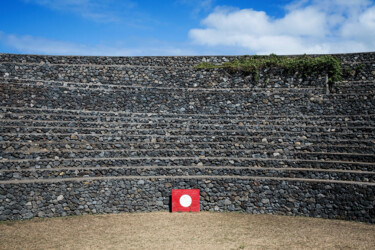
179;194;192;207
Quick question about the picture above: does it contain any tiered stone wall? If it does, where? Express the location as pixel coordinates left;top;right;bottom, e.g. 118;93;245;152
0;52;374;222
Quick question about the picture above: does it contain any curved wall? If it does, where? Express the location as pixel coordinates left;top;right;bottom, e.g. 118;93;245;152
0;52;374;222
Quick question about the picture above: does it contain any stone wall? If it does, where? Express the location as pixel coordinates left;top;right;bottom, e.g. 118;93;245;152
0;51;375;66
0;52;374;222
1;179;374;222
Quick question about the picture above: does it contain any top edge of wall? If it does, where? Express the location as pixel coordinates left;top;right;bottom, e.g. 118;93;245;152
0;51;375;58
1;51;374;67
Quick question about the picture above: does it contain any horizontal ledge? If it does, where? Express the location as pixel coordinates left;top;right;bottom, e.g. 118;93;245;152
3;148;375;157
2;125;374;135
2;119;374;130
3;114;375;126
3;83;373;97
1;58;374;68
0;77;375;87
0;130;375;139
1;134;373;146
1;156;374;165
1;141;374;149
0;175;374;186
0;78;328;92
1;106;374;119
2;166;374;174
0;61;194;69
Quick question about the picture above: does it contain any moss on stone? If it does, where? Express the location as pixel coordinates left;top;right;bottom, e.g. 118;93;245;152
196;54;343;85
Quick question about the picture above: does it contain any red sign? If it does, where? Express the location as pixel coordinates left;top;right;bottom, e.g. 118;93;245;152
172;189;200;212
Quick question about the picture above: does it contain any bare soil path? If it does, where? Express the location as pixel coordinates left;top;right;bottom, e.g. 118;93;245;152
1;212;374;250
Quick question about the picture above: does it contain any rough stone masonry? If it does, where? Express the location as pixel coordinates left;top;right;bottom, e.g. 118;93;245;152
0;52;374;222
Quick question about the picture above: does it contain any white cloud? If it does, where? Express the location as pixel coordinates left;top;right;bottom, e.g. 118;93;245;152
341;6;375;41
189;0;375;54
0;31;196;56
275;7;327;37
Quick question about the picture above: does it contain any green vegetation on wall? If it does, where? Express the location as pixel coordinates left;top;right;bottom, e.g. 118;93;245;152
343;63;364;78
196;54;342;85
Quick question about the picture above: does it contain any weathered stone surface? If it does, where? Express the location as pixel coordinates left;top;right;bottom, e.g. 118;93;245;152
0;52;374;223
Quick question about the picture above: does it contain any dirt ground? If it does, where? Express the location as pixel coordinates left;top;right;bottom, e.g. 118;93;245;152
0;212;374;250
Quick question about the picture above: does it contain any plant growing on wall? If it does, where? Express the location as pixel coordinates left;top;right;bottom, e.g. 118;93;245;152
196;54;342;85
343;63;364;78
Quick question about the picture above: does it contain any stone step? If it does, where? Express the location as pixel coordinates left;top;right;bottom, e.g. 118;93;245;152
2;141;374;154
340;79;375;84
1;52;374;66
1;104;374;118
1;157;373;171
0;63;329;88
1;121;374;134
2;81;373;100
1;111;374;129
2;106;375;122
1;133;373;147
1;166;374;182
3;78;375;97
3;83;373;103
1;53;373;66
0;59;373;85
0;55;222;67
1;78;329;92
336;81;375;88
2;85;373;116
3;112;375;126
0;174;374;186
1;126;373;140
2;149;374;163
2;117;374;129
1;147;374;158
0;78;371;96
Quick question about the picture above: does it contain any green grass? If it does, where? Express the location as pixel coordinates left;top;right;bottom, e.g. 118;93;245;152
196;54;342;85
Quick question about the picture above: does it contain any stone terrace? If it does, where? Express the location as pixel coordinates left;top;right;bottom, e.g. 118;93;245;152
0;52;374;222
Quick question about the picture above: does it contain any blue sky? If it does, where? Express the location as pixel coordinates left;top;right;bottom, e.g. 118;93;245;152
0;0;374;56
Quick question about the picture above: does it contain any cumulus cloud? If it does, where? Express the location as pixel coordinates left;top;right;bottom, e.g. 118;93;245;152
0;31;196;56
189;0;375;54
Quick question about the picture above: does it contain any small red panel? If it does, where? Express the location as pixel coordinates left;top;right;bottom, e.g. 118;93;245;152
172;189;200;212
